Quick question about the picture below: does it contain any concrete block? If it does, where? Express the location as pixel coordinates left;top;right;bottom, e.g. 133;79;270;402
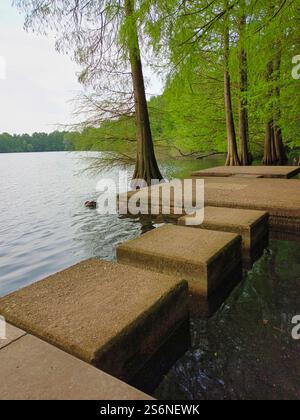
0;259;189;382
178;206;269;265
117;225;242;300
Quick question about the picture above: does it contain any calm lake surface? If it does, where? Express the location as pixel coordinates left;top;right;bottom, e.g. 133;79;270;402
0;151;223;295
0;151;299;400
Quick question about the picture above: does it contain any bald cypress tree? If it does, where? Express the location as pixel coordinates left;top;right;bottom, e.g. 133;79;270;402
237;0;251;166
124;0;163;184
224;0;240;166
14;0;163;185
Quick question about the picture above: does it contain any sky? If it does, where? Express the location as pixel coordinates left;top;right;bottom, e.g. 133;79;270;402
0;0;163;135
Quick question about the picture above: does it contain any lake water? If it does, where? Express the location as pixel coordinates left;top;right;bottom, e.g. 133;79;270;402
0;151;299;400
0;151;224;295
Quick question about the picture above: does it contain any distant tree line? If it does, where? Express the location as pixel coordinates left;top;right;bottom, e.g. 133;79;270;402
0;131;73;153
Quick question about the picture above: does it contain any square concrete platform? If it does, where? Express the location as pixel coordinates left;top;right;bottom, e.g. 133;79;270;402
178;207;269;266
117;225;242;303
0;259;189;382
191;165;300;179
0;331;152;400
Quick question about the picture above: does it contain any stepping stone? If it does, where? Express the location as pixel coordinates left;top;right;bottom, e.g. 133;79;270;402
0;259;188;382
178;207;269;265
117;225;242;302
191;165;300;179
0;332;152;400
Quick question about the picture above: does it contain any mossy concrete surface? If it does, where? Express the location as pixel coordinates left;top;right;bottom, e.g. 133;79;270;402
0;259;189;382
0;331;153;400
117;225;242;299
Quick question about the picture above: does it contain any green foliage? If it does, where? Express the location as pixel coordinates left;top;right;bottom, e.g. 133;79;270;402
68;0;300;158
65;119;136;154
243;0;300;151
14;0;300;159
144;0;300;157
0;132;70;153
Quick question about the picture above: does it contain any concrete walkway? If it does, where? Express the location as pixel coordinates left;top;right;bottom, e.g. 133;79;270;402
0;324;152;400
119;176;300;234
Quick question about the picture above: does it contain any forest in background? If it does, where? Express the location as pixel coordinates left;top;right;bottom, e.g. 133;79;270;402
0;132;71;153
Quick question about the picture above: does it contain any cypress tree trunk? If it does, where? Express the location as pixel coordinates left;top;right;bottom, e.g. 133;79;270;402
273;45;288;164
274;126;287;164
263;121;274;165
263;5;287;166
263;54;287;166
224;1;240;166
263;61;278;165
270;121;278;162
264;122;279;165
238;6;251;166
125;0;163;186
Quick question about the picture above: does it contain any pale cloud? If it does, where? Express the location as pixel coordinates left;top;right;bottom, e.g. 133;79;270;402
0;1;81;134
0;0;163;135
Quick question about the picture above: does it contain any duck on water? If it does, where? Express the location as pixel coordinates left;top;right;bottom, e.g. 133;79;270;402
85;201;97;209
